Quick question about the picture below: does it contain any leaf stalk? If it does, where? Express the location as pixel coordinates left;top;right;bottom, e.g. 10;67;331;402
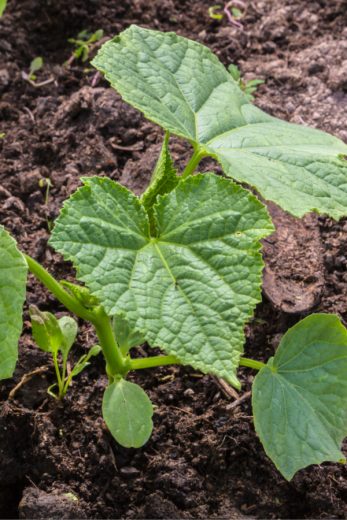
181;148;207;179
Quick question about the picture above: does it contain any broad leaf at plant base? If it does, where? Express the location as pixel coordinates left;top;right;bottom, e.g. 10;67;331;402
103;378;153;448
92;25;347;220
252;314;347;481
50;174;273;388
0;226;27;379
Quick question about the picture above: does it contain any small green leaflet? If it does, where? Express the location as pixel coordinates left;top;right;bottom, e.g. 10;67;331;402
103;378;153;448
252;314;347;481
0;226;27;379
113;314;146;356
30;307;78;360
70;345;101;377
92;25;347;219
30;306;64;353
141;131;178;234
49;174;273;388
58;316;78;362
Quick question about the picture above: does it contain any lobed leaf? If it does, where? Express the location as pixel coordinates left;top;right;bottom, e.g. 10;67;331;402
103;378;153;448
253;314;347;480
92;25;347;219
0;226;27;378
50;174;273;388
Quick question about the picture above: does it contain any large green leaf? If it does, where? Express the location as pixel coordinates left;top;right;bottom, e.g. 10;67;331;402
103;378;153;448
0;226;27;378
253;314;347;480
50;174;273;388
92;25;347;219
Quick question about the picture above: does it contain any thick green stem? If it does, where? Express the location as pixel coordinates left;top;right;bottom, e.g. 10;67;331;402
129;355;180;370
93;309;128;376
181;148;207;179
24;253;126;377
24;254;95;323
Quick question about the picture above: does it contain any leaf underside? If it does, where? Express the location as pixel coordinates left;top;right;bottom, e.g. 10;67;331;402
0;226;27;379
92;25;347;220
50;174;273;388
252;314;347;480
103;378;153;448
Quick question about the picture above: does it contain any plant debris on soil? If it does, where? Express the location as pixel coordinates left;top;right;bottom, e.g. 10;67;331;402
1;0;347;518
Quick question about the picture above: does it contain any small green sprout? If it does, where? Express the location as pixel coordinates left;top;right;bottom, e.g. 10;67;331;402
228;63;264;101
208;5;224;20
30;305;101;399
67;29;104;64
0;133;5;139
39;177;53;206
27;57;44;82
208;1;245;27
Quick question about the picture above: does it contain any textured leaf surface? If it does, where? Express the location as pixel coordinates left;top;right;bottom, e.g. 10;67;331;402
92;25;347;219
253;314;347;480
50;174;273;387
103;378;153;448
141;131;178;233
0;226;27;378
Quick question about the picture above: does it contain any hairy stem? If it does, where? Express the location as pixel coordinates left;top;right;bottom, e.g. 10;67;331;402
24;254;95;323
181;148;207;179
93;308;128;376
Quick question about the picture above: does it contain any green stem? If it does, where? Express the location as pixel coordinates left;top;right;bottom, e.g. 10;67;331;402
181;148;206;179
239;357;265;371
130;355;265;372
24;253;127;378
52;352;64;398
92;308;128;377
24;254;95;323
129;355;180;370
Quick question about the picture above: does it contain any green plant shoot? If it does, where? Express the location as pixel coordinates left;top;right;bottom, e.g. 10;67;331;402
68;29;104;63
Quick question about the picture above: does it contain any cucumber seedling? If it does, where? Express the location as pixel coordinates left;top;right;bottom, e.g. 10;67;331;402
67;29;104;64
1;26;347;480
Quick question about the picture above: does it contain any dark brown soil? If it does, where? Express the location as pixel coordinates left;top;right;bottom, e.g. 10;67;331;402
1;0;347;518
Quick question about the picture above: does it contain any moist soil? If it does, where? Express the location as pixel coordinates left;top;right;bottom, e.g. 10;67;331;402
1;0;347;518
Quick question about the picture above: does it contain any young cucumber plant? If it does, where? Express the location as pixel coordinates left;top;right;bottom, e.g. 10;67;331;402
0;26;347;480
